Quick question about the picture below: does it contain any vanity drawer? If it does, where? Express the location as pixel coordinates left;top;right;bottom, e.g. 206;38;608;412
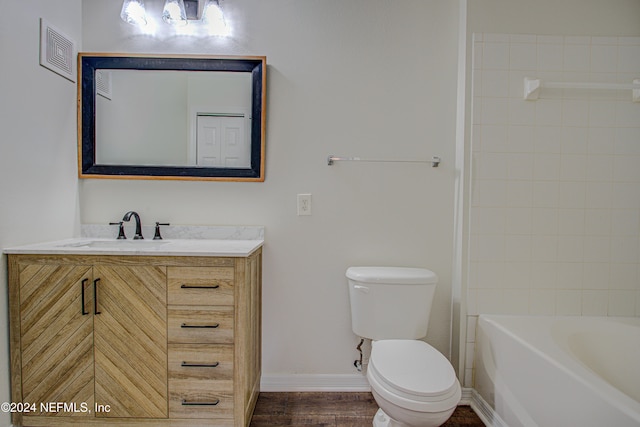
169;380;234;419
168;266;235;306
168;306;234;344
168;344;233;381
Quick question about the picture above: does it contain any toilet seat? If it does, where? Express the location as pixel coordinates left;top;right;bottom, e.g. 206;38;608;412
368;340;461;413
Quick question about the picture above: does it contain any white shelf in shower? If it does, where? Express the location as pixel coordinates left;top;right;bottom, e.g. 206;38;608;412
524;77;640;102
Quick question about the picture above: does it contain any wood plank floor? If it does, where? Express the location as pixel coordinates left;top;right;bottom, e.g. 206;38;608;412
250;392;485;427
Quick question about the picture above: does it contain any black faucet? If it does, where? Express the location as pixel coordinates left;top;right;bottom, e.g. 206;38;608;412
122;211;144;240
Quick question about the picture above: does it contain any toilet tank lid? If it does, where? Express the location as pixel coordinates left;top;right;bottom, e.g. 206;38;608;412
346;267;438;285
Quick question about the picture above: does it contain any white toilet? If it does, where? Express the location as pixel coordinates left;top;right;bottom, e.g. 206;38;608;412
347;267;461;427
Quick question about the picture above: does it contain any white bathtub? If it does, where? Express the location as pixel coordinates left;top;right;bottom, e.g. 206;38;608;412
474;315;640;427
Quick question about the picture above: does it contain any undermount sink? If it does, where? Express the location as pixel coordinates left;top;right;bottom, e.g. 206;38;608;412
60;240;169;249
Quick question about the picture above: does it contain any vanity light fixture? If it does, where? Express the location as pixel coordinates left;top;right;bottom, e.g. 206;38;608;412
121;0;228;34
120;0;147;26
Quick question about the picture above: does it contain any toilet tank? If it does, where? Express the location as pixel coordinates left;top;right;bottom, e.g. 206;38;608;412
347;266;438;340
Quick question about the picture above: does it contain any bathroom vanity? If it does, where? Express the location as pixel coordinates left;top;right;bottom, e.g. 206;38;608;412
5;234;262;427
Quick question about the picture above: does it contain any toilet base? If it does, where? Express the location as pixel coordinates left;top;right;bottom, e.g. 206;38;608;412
370;398;456;427
373;408;401;427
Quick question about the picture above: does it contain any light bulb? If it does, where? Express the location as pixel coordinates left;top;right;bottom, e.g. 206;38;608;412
203;0;229;36
162;0;188;26
120;0;147;26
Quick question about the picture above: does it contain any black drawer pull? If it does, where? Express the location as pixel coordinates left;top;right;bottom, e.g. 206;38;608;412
81;279;89;315
182;399;220;406
181;361;220;368
180;284;220;289
93;278;101;315
181;323;220;329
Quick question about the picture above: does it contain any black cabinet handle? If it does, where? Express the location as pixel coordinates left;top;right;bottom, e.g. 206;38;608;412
180;284;220;289
93;278;101;315
81;279;89;315
181;323;219;328
181;399;219;406
181;361;220;368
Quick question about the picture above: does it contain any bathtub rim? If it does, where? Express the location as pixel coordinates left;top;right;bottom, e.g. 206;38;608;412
475;314;640;424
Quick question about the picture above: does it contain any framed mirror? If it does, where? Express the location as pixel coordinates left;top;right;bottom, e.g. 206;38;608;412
78;53;266;181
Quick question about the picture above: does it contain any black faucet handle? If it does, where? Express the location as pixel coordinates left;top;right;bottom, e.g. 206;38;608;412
153;222;170;240
109;222;127;239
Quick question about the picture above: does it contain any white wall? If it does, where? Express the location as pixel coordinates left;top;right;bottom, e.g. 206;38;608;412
0;1;82;425
461;0;640;387
80;0;461;382
97;70;189;165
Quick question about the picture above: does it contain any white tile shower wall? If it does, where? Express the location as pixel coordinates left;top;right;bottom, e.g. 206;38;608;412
465;33;640;385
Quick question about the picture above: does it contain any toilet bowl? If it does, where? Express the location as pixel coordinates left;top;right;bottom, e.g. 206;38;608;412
367;340;461;427
346;267;461;427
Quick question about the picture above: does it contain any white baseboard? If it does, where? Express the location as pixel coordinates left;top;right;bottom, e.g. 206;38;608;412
260;374;371;392
469;388;507;427
460;387;474;405
261;377;479;405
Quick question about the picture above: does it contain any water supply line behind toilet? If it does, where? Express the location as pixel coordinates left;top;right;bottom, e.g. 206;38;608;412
354;338;371;373
354;338;364;371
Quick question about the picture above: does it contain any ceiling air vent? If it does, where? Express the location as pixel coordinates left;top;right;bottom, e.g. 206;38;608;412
39;18;77;82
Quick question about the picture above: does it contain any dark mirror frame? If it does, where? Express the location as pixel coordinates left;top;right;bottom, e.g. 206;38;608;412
78;53;266;181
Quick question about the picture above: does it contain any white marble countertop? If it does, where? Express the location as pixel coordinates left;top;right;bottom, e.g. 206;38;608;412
4;225;264;257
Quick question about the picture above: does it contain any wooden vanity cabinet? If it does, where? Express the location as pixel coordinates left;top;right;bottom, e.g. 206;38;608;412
8;250;262;427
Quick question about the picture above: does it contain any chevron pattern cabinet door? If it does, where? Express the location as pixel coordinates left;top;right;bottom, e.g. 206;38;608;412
19;263;94;417
93;265;168;418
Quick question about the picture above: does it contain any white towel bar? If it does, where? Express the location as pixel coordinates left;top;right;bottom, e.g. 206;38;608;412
327;155;441;167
